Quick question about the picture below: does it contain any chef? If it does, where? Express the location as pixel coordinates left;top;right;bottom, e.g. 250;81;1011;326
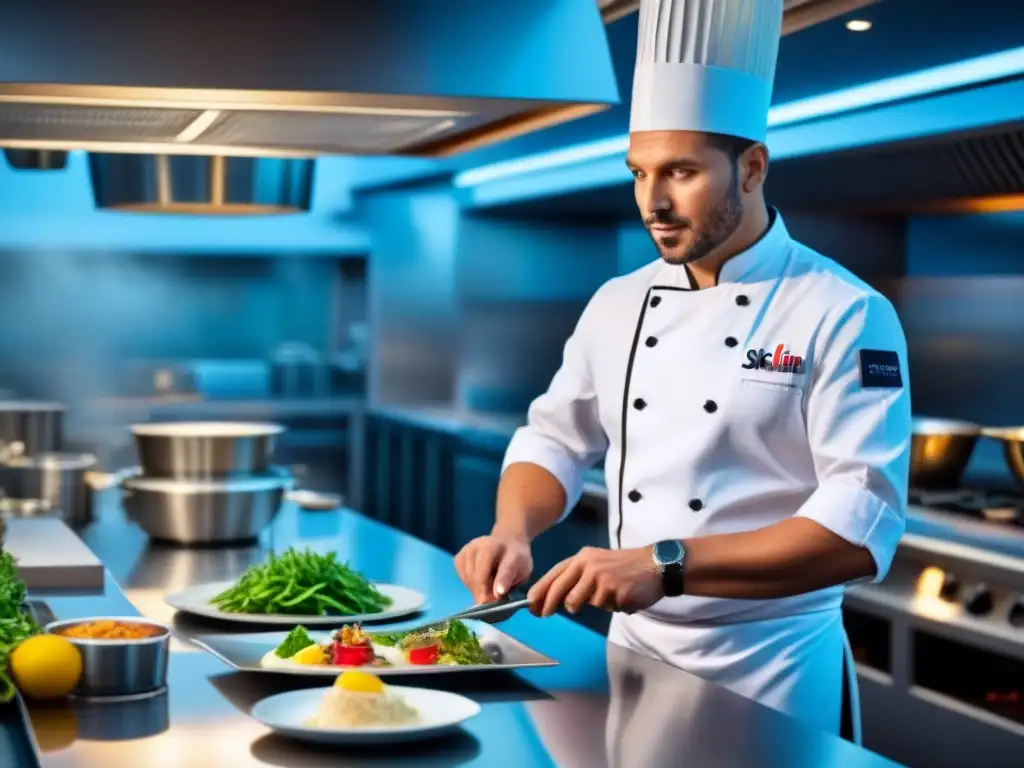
454;0;911;736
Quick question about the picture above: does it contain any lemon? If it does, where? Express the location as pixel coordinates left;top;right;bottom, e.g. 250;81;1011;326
335;670;383;694
292;644;327;665
10;635;83;700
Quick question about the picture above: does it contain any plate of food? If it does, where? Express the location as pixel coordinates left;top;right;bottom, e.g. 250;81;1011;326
164;548;425;626
192;618;557;676
251;670;481;745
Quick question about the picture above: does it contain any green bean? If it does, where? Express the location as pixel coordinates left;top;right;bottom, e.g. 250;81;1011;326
279;582;326;607
209;547;393;617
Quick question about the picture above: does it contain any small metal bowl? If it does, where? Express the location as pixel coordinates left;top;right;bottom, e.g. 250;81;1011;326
44;617;171;699
910;417;981;488
982;427;1024;488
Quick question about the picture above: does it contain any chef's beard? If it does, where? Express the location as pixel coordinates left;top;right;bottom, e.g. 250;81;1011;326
647;173;744;266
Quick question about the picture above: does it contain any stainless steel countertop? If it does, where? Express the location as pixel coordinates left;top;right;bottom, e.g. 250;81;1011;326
11;496;899;767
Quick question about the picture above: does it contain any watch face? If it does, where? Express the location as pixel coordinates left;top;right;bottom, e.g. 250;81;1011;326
653;540;684;566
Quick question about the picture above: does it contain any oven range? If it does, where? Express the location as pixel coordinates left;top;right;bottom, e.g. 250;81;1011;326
844;485;1024;768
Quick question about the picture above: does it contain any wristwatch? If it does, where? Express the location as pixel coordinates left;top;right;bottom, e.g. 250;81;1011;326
652;540;686;597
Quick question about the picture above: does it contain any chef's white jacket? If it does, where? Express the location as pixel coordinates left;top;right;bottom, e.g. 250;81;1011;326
502;212;911;731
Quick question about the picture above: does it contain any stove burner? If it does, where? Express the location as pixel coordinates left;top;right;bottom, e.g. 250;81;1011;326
909;487;1024;526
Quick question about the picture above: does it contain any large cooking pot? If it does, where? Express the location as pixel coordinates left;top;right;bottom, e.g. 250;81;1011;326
910;417;981;489
0;401;65;456
981;427;1024;488
0;452;97;528
131;421;284;479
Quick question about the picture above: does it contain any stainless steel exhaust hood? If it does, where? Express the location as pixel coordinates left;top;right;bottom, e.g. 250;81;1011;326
765;122;1024;214
4;149;67;171
89;154;314;215
0;2;619;159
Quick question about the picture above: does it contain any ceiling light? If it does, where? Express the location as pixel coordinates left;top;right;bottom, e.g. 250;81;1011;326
454;44;1024;189
846;19;872;32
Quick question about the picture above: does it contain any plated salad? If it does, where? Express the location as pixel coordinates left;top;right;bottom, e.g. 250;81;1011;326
262;620;492;670
210;548;392;617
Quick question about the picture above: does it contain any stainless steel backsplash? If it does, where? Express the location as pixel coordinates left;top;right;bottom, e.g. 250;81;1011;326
0;250;343;451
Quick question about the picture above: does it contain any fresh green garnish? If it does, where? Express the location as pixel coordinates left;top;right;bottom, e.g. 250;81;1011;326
438;619;491;666
0;551;40;703
211;548;393;617
370;632;404;648
275;625;315;658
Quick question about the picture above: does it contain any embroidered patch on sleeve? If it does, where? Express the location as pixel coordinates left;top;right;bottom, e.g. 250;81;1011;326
858;349;903;389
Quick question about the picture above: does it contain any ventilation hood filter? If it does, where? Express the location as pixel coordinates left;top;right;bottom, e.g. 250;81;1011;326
765;122;1024;213
0;2;619;158
88;154;313;215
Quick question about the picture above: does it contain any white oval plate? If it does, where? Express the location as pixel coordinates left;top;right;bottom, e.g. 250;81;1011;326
251;686;481;745
165;580;426;626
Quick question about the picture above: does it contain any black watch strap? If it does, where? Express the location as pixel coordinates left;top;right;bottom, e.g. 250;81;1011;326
662;561;685;597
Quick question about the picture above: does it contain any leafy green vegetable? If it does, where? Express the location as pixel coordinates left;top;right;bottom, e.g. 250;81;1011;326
370;632;403;648
0;550;40;703
274;625;315;658
438;620;491;666
211;548;393;617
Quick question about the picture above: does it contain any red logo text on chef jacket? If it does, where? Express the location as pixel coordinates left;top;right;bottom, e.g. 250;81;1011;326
741;344;804;374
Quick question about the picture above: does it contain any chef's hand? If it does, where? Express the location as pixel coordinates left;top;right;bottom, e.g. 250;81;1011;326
454;534;533;605
527;546;663;617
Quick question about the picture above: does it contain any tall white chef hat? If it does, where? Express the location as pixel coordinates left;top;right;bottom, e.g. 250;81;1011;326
630;0;785;143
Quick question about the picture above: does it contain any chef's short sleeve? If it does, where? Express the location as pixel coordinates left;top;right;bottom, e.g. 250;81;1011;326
794;291;910;582
502;293;608;520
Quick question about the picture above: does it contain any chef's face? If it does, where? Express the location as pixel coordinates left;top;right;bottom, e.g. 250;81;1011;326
627;131;762;265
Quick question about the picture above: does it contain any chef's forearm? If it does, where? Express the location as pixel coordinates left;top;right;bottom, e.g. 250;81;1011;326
492;462;567;543
680;518;877;599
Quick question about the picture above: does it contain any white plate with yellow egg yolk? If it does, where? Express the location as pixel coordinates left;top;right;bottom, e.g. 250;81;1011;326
250;670;481;745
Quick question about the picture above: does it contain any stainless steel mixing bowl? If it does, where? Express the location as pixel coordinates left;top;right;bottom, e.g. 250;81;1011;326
981;427;1024;487
131;421;284;479
910;417;981;488
121;472;294;545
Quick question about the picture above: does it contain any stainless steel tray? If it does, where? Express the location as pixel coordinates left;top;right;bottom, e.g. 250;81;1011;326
191;620;558;677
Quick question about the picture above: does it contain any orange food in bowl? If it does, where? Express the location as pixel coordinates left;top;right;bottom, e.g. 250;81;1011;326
56;620;165;640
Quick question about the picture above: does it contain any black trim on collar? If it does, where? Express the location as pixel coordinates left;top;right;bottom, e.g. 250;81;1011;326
616;287;653;550
684;266;699;290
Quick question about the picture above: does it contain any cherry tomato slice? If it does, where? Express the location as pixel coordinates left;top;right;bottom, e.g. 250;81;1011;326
333;641;373;666
407;644;440;665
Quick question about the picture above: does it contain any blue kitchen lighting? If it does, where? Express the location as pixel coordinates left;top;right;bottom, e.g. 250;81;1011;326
454;45;1024;189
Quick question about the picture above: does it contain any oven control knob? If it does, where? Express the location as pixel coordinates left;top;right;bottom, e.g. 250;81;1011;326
939;573;961;601
964;585;994;617
1008;599;1024;628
